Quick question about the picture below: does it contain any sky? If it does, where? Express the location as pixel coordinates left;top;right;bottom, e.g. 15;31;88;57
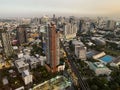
0;0;120;17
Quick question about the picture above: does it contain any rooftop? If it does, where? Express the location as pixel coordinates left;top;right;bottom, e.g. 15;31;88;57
87;50;99;58
33;76;71;90
15;59;29;68
90;62;107;69
22;70;30;77
112;56;120;64
29;56;39;65
72;40;84;46
93;62;105;68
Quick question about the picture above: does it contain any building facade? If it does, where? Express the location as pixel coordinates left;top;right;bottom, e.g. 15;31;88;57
0;28;13;57
63;22;77;40
22;70;33;85
72;40;86;60
46;22;60;72
89;62;111;76
16;25;28;45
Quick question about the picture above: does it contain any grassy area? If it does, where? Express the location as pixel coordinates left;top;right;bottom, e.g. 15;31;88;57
104;48;120;57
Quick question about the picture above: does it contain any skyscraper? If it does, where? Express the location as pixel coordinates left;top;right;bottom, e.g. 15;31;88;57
106;20;116;30
63;22;77;40
46;22;60;72
0;28;13;57
16;25;28;45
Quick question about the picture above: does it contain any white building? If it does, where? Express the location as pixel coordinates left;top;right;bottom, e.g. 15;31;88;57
39;56;46;66
22;70;33;85
93;52;106;59
58;63;65;72
29;56;39;69
89;62;111;76
15;58;29;73
63;22;77;40
17;52;24;58
72;40;86;60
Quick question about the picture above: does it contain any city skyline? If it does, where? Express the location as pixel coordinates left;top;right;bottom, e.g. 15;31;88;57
0;0;120;17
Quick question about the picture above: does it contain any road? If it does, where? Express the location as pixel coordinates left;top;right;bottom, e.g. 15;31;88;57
60;40;90;90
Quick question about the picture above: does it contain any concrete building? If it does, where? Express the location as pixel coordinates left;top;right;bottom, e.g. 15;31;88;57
16;25;29;45
57;63;65;72
91;37;106;46
15;58;29;73
46;22;60;72
40;16;49;24
106;20;116;30
0;28;13;57
110;56;120;68
39;56;46;66
78;20;85;34
17;52;24;58
72;40;86;60
29;56;39;69
89;62;111;76
63;22;77;40
22;70;33;85
93;52;106;60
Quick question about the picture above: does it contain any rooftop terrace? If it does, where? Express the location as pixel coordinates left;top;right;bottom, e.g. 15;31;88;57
33;76;71;90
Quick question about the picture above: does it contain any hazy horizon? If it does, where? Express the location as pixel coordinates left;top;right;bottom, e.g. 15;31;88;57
0;0;120;17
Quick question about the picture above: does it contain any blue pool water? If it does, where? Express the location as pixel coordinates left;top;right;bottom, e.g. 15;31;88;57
99;55;113;63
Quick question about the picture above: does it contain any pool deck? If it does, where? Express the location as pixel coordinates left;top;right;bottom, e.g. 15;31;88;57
99;55;115;63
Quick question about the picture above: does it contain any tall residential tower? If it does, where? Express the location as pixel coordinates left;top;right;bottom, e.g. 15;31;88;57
0;28;13;57
16;25;28;45
46;22;60;72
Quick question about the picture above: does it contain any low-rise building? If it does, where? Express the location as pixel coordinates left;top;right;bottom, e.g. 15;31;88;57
17;52;24;58
86;50;99;59
93;52;106;59
22;70;33;85
110;56;120;68
72;40;86;60
39;56;46;66
89;62;111;76
58;63;65;72
29;56;39;69
15;58;29;73
2;77;9;85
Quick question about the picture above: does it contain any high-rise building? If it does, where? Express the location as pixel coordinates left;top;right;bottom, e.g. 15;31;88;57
31;17;40;25
106;20;116;30
40;16;49;24
16;25;28;45
72;40;86;60
0;28;13;57
39;25;47;53
63;22;77;40
46;22;60;72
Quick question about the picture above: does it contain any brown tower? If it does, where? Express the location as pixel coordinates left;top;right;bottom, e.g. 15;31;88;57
16;25;28;45
46;22;60;72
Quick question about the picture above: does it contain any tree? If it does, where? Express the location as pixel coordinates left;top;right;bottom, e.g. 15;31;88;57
91;85;98;90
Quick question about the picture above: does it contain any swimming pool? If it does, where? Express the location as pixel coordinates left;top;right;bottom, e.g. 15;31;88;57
99;55;114;63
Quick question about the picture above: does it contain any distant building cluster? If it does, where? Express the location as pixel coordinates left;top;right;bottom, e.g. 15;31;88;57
0;15;120;90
